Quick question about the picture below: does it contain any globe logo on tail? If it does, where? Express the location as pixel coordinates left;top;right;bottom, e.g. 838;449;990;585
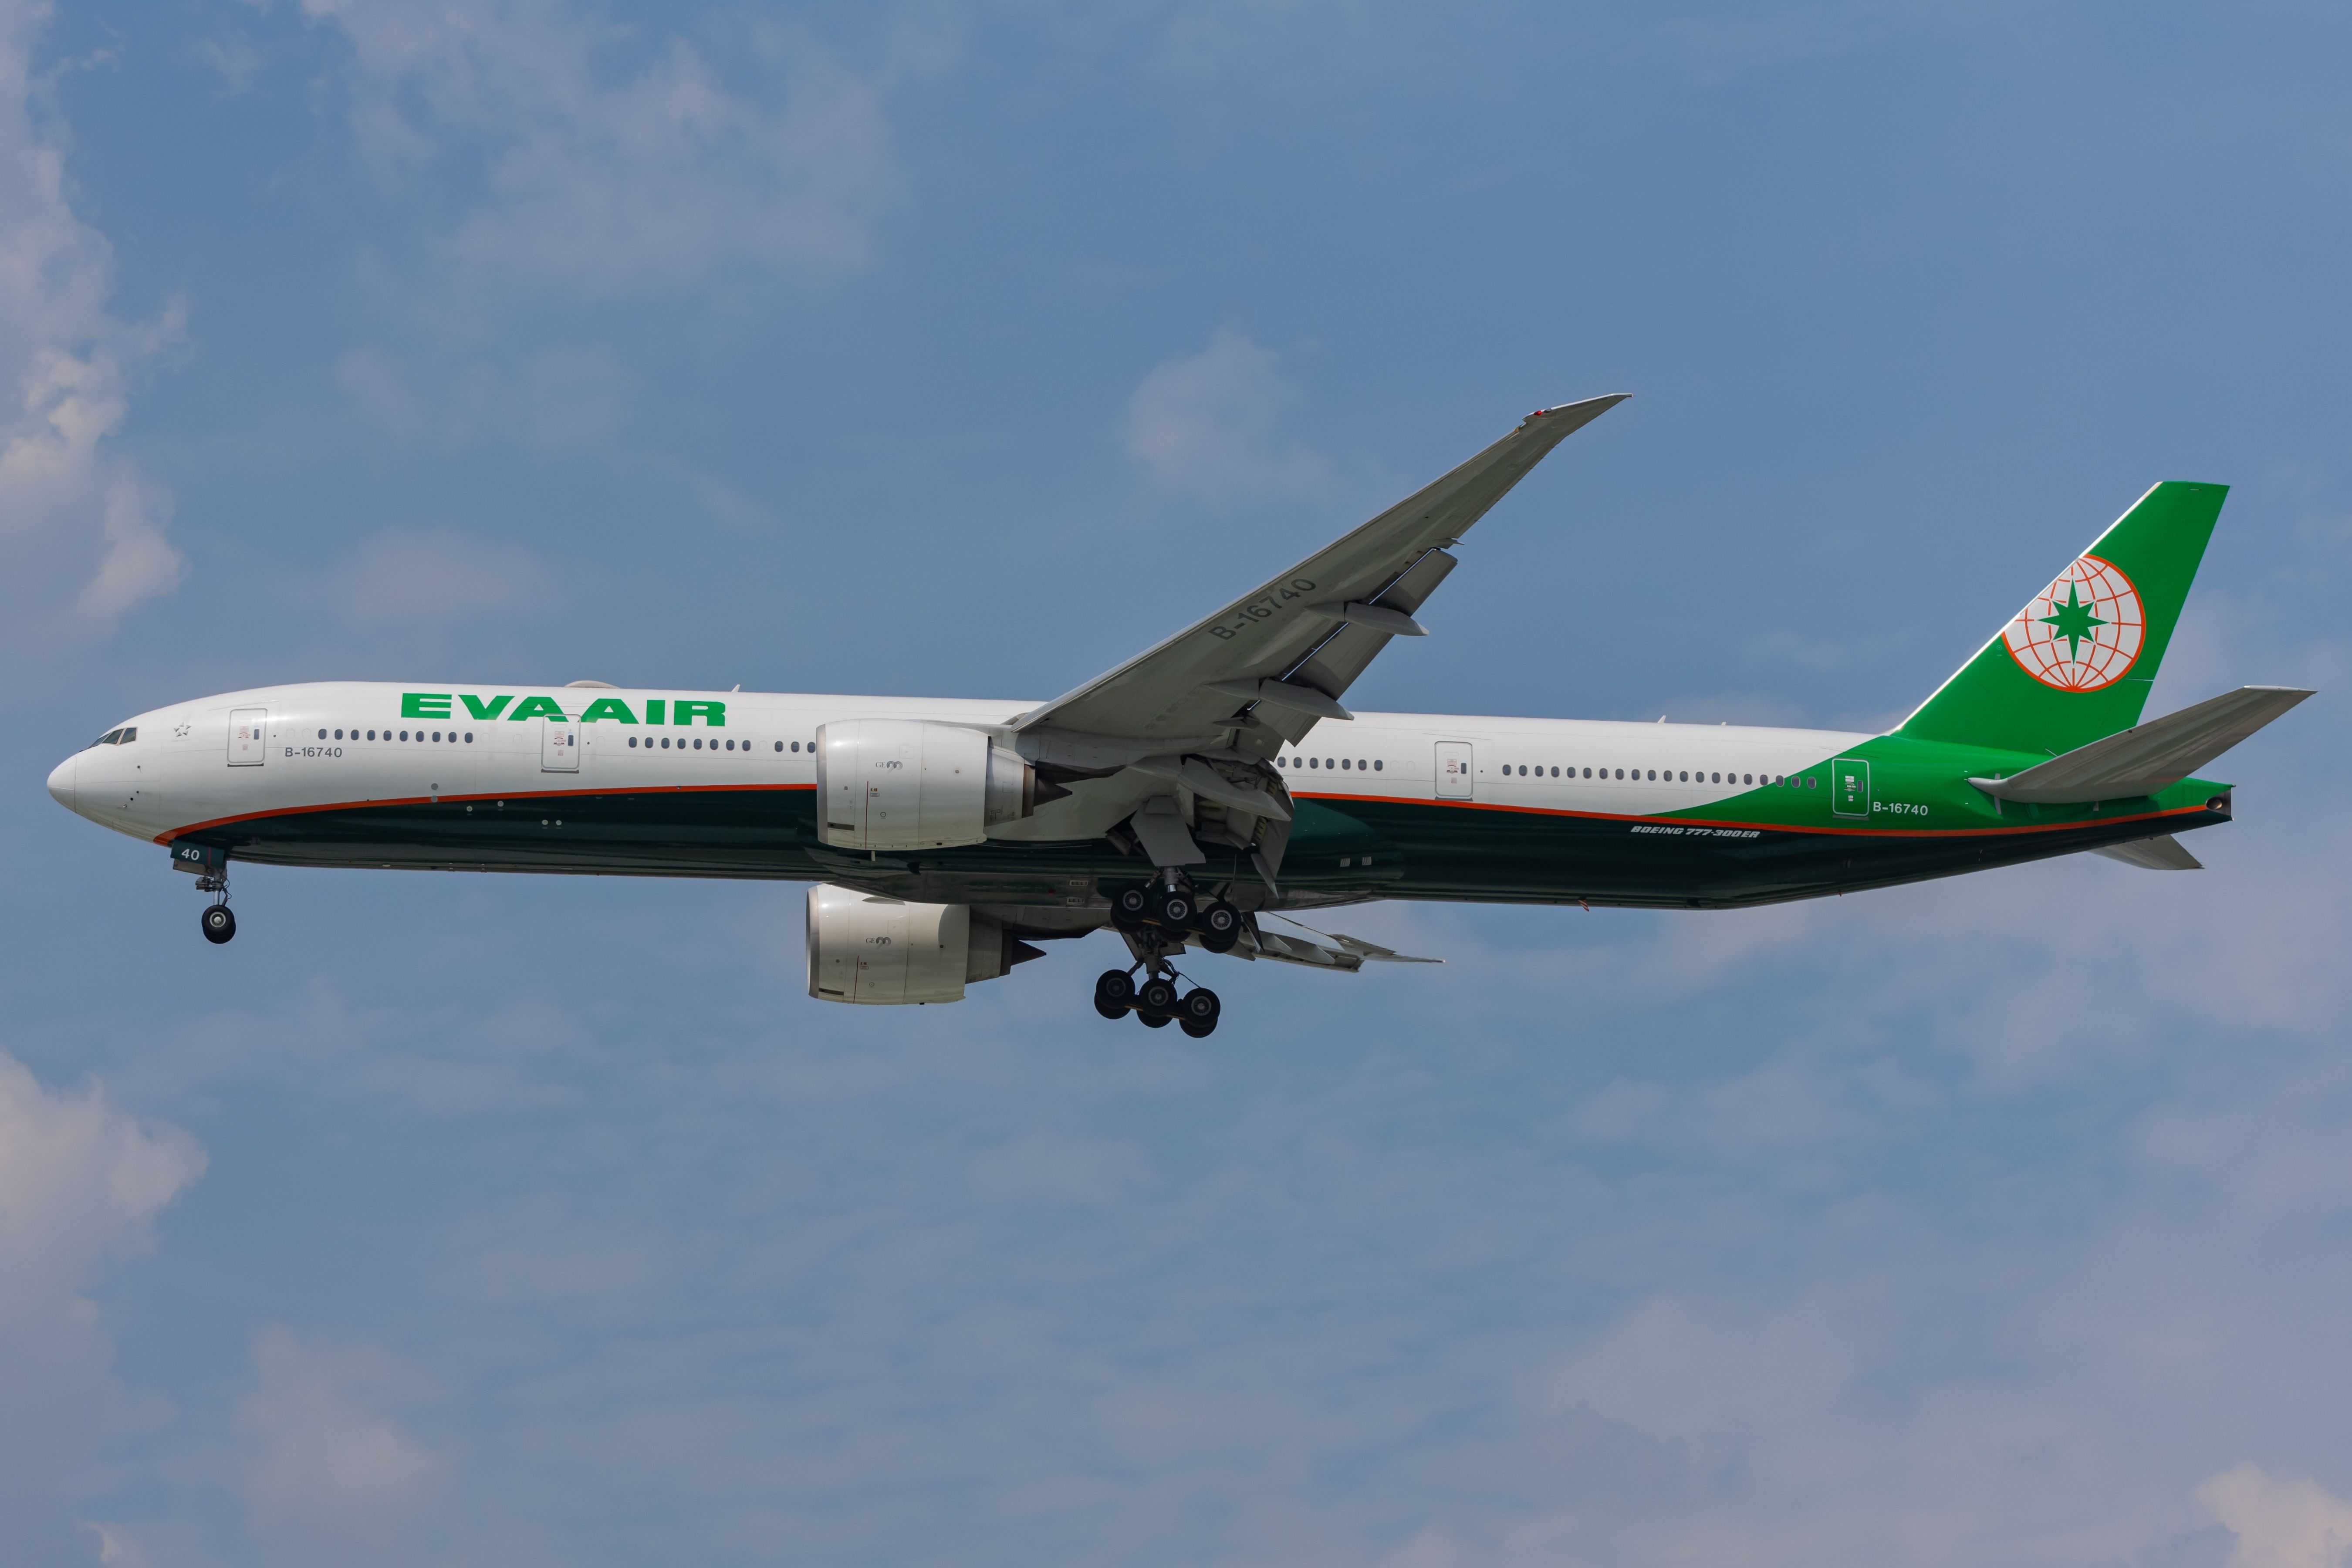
2002;554;2144;691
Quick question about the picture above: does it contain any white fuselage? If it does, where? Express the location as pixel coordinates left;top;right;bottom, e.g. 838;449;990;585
49;680;1871;855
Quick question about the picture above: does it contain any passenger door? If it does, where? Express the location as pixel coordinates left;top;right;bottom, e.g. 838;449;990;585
541;716;581;773
228;706;268;766
1435;741;1475;800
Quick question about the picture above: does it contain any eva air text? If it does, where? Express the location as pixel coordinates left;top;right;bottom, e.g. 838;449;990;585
400;694;727;726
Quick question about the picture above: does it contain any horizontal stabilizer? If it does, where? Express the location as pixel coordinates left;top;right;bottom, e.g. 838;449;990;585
2091;834;2203;870
1970;685;2313;804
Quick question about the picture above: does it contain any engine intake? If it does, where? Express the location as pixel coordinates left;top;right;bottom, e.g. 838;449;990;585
805;884;1041;1004
815;719;1047;851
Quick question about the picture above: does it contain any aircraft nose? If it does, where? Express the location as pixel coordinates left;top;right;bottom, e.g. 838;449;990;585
47;754;76;811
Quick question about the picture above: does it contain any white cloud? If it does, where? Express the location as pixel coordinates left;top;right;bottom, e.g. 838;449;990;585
0;2;187;649
340;343;629;446
1571;1077;1668;1139
303;0;891;290
335;347;419;431
240;1327;441;1525
970;1131;1152;1205
316;528;553;632
2200;1464;2352;1568
0;1050;206;1333
0;1049;204;1528
1126;328;1328;500
82;1522;155;1568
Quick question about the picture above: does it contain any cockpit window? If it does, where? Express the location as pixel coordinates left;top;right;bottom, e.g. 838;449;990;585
117;727;135;743
93;728;123;747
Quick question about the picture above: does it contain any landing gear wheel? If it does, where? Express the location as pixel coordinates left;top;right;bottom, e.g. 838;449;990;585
200;904;236;945
1093;970;1136;1020
1196;900;1242;953
1137;977;1179;1016
1178;987;1220;1028
1139;1011;1173;1028
1110;885;1152;930
1150;886;1195;929
1179;1016;1217;1038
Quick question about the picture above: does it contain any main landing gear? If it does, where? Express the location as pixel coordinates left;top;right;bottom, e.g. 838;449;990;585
1097;873;1237;1036
1094;967;1222;1037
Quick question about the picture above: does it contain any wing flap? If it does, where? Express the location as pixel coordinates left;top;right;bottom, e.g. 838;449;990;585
1219;914;1442;969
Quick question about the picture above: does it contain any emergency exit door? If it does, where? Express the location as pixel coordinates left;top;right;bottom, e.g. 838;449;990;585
541;717;580;772
1831;757;1871;818
1435;741;1475;800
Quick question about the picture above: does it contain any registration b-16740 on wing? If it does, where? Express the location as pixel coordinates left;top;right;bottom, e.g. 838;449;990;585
47;396;2311;1035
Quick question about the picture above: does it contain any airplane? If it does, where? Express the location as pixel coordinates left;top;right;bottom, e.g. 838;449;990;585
46;395;2312;1036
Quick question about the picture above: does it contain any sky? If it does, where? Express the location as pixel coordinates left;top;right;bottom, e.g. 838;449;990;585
3;1;2350;1564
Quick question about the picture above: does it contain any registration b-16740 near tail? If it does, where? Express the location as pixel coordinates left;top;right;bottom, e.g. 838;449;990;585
48;396;2311;1034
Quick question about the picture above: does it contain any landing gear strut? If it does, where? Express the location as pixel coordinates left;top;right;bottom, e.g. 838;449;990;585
1109;875;1241;953
1097;874;1238;1034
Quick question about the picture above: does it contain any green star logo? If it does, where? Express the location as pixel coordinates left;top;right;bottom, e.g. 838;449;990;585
2038;580;2107;662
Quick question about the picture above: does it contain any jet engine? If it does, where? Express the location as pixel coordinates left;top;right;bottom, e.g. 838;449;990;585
814;719;1051;851
804;884;1041;1004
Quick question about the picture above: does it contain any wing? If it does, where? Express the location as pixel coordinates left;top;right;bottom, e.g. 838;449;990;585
1015;395;1627;753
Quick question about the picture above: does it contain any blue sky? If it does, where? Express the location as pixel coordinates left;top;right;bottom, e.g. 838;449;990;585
3;2;2349;1564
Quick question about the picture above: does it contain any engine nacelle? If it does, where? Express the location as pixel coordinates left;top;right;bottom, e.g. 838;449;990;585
814;719;1042;851
804;884;1035;1005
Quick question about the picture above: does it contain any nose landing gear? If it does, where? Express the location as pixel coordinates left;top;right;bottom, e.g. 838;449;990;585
174;843;237;944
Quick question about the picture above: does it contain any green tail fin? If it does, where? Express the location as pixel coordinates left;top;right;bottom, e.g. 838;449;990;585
1896;481;2226;755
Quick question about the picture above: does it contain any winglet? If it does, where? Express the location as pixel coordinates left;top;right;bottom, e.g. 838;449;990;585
1526;394;1631;424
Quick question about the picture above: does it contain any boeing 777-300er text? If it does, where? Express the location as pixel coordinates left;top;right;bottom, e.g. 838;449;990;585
47;396;2313;1034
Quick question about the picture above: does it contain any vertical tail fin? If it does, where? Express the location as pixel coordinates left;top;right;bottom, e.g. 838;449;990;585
1896;481;2226;755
